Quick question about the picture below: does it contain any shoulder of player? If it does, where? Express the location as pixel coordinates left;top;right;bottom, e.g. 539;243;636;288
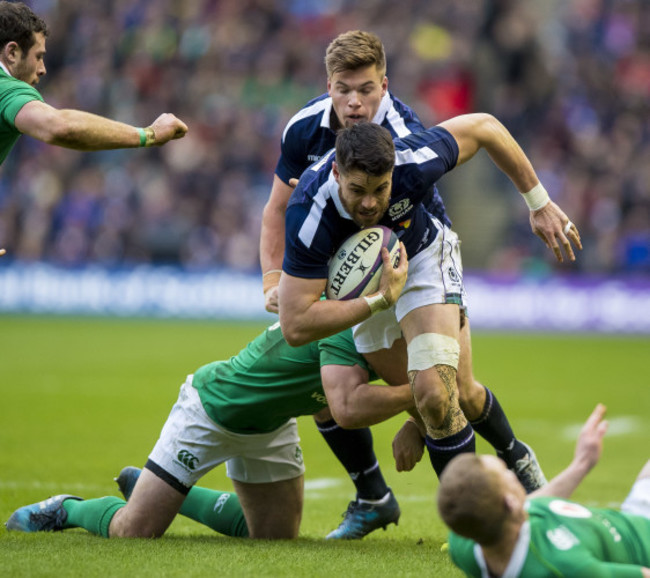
282;93;331;140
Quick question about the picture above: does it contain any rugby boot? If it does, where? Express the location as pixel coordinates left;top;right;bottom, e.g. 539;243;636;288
5;495;82;532
326;488;400;539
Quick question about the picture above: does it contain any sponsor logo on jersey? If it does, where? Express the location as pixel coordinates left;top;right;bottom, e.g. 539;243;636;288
213;493;231;513
389;198;412;220
307;154;323;162
176;449;199;471
311;391;328;405
546;525;580;551
549;500;592;519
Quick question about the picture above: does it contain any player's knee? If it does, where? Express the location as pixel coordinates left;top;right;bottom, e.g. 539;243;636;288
407;333;460;428
414;382;451;426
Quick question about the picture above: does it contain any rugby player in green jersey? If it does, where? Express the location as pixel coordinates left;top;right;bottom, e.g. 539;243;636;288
0;2;187;168
439;404;650;577
6;323;420;540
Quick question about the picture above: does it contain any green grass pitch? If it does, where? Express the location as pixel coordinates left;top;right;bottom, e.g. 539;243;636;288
1;315;648;577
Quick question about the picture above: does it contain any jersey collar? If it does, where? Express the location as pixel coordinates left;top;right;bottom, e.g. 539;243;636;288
0;61;12;77
321;92;394;130
473;521;531;578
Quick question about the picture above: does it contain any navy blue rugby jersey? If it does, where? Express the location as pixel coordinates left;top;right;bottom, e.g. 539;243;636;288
276;91;450;227
283;126;459;280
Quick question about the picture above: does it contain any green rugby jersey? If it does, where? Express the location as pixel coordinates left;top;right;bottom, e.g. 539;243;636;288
192;322;375;434
0;68;43;165
448;496;650;577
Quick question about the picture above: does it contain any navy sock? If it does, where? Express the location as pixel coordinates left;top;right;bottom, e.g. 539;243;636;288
316;419;389;500
470;387;527;466
425;423;475;478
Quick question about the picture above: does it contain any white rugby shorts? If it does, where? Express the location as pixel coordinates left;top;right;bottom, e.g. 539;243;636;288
621;477;650;519
148;376;305;488
353;218;467;353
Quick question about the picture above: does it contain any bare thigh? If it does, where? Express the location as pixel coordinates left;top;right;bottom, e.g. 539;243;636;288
361;337;408;386
109;468;186;538
232;475;304;539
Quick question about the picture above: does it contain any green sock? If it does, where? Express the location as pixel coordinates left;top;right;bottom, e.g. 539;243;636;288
63;496;125;538
179;486;248;537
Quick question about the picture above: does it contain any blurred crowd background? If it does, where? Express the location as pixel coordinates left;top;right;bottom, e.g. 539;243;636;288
1;0;649;276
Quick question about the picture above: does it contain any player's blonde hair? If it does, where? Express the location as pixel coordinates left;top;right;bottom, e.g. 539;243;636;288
437;454;510;546
325;30;386;79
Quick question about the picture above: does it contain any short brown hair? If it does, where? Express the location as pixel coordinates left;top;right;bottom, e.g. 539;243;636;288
437;454;509;546
335;122;395;178
325;30;386;79
0;1;48;55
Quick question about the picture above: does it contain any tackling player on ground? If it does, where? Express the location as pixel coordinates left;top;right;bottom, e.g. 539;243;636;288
6;323;419;540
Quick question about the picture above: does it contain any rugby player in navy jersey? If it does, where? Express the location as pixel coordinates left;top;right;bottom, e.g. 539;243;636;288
261;30;555;539
279;118;582;486
261;31;445;539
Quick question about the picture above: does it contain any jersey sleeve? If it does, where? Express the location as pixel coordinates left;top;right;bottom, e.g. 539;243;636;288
318;329;373;371
275;122;308;186
282;199;332;279
0;80;43;128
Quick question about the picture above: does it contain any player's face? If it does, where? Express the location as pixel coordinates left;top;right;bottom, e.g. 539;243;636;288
328;65;388;129
333;163;392;228
12;32;47;86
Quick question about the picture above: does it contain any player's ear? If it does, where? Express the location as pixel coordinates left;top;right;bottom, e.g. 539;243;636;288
381;76;388;96
332;161;341;183
2;41;20;65
503;492;521;515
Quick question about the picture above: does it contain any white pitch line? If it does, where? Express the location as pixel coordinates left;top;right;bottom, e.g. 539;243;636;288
562;416;644;440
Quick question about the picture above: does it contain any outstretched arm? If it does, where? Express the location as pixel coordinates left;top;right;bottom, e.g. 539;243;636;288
531;404;608;499
14;101;187;150
439;113;582;263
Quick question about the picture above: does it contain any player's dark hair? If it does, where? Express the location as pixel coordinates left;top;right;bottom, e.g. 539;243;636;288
335;122;395;177
0;1;48;55
325;30;386;78
437;454;510;546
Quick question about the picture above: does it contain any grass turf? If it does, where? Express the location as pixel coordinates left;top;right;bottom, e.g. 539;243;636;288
1;315;648;577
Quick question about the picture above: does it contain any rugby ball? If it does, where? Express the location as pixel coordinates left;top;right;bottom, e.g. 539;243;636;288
326;226;400;300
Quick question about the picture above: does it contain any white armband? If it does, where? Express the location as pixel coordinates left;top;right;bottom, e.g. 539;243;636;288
521;183;550;211
363;293;389;315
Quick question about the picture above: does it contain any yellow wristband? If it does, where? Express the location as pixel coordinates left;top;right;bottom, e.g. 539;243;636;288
143;126;156;147
263;270;282;293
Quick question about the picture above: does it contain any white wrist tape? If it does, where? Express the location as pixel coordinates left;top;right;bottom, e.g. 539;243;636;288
363;293;389;315
407;333;460;372
521;182;550;211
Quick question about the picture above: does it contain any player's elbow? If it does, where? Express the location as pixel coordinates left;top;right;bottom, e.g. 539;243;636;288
280;324;311;347
279;312;315;347
40;114;76;145
331;409;363;429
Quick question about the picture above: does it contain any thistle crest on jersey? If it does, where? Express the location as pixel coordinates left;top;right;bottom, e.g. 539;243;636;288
326;226;399;300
